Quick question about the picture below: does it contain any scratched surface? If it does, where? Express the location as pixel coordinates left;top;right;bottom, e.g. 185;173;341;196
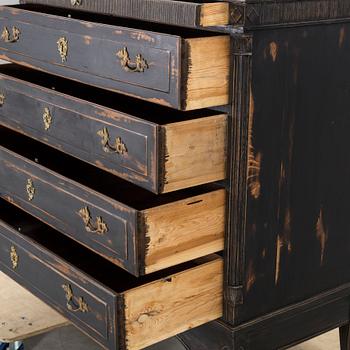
237;22;350;323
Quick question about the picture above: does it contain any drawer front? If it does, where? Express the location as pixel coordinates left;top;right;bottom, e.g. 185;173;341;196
0;224;118;350
0;147;138;274
20;0;230;28
0;7;180;108
0;75;158;192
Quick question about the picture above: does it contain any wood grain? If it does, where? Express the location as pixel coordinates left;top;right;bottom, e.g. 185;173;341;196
163;114;227;193
20;0;230;28
124;256;223;350
200;3;230;27
184;36;230;110
143;189;225;274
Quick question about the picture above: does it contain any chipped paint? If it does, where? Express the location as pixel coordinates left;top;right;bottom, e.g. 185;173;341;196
246;260;256;292
339;26;346;48
130;31;155;43
316;208;328;266
269;42;278;62
247;90;261;199
84;36;92;45
275;234;283;285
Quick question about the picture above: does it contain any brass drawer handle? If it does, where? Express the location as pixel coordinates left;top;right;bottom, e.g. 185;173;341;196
1;26;20;43
78;207;108;235
10;246;18;270
117;47;149;73
0;93;5;106
97;128;128;155
62;284;89;313
26;178;35;201
57;37;68;62
43;107;53;131
71;0;82;5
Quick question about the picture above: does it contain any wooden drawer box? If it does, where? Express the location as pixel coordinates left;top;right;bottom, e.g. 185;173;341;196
0;201;223;350
20;0;231;28
0;5;230;111
0;127;225;276
0;65;227;194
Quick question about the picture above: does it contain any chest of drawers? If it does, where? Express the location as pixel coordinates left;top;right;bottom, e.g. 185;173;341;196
1;1;350;350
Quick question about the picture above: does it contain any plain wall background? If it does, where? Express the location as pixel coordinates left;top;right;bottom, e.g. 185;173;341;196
0;1;19;4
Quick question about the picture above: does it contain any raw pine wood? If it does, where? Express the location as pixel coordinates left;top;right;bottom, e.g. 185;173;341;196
184;36;230;110
143;189;225;274
124;256;223;350
0;271;68;342
163;114;227;193
200;3;230;27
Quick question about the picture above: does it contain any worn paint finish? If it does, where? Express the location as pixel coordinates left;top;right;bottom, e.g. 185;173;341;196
234;23;350;325
0;5;181;109
19;0;229;28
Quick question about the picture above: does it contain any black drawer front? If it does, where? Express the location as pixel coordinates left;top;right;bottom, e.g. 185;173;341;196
0;6;180;108
0;147;139;274
0;73;158;192
20;0;224;28
0;223;118;349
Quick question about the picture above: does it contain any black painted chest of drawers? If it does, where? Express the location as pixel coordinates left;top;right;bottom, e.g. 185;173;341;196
1;1;350;350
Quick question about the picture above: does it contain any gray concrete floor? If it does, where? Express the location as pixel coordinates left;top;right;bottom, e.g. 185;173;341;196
22;326;340;350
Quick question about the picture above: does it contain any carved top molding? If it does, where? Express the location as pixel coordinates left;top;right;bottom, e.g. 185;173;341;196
231;0;350;28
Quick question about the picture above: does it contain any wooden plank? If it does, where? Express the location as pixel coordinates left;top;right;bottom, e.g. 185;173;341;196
183;36;230;110
200;3;230;27
163;114;227;193
124;256;223;350
143;189;225;274
0;271;68;342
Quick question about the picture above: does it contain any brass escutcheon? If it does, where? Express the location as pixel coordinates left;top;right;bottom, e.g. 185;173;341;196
78;207;108;235
10;246;18;269
57;37;68;62
0;93;5;106
117;47;149;73
26;178;35;201
71;0;82;5
1;26;20;43
43;107;53;131
97;128;128;155
62;284;89;313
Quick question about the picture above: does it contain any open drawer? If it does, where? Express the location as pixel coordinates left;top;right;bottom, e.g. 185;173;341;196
0;200;223;350
0;65;227;194
0;5;230;110
19;0;231;28
0;127;225;276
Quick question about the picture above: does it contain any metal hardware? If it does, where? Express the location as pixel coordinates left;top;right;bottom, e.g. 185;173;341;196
71;0;82;5
117;47;149;73
1;26;20;43
78;207;108;235
57;37;68;62
97;128;128;155
10;246;18;270
62;284;89;313
0;93;5;106
43;107;53;131
26;179;35;201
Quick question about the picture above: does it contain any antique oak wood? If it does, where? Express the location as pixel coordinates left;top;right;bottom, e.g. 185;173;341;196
20;0;231;28
0;5;230;110
0;127;225;276
0;201;223;350
0;65;227;194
